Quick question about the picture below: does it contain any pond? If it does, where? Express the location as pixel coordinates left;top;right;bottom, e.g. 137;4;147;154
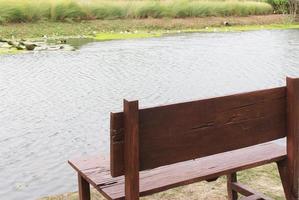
1;29;299;200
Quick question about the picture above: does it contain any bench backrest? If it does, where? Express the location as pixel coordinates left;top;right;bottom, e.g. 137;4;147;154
110;86;287;177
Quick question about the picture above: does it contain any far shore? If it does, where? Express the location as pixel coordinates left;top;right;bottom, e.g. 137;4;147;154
0;14;297;40
1;14;299;55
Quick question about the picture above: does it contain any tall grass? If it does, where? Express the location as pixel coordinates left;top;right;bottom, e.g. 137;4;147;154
0;0;274;23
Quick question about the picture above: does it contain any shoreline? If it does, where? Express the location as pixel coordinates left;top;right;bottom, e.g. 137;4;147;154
0;14;296;40
1;15;299;55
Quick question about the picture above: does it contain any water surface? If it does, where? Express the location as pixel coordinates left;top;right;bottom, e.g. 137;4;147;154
1;30;299;200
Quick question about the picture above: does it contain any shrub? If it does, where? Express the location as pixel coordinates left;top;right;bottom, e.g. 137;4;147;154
0;0;274;23
266;0;289;14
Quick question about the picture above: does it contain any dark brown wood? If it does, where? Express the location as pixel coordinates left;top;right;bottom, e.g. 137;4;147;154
206;177;219;182
110;112;124;176
231;182;272;200
78;174;90;200
287;77;299;200
69;142;286;200
240;195;263;200
123;100;139;200
276;159;294;200
111;87;287;176
70;81;297;200
232;182;255;196
227;173;238;200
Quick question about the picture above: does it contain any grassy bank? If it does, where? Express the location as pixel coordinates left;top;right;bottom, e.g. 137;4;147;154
40;163;285;200
0;15;298;55
0;0;274;24
0;15;294;39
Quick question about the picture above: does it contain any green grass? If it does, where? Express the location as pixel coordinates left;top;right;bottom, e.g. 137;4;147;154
1;21;298;41
195;23;299;32
92;23;299;41
0;48;22;54
94;31;162;41
1;16;297;55
0;15;291;39
0;0;274;23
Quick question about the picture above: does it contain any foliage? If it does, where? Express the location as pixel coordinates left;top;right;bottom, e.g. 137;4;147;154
0;0;274;23
266;0;289;14
0;15;296;39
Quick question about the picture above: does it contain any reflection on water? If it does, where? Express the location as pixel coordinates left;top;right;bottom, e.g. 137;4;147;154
1;30;299;200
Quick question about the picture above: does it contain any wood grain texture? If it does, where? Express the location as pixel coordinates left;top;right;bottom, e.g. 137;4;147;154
123;100;139;200
240;195;264;200
111;87;287;176
286;77;299;200
69;142;286;200
231;182;273;200
227;173;238;200
110;112;124;176
277;159;294;200
78;174;90;200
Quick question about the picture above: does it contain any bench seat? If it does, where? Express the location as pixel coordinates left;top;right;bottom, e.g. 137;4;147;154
68;142;286;200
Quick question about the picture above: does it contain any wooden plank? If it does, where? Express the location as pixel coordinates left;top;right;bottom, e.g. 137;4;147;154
231;182;272;200
232;182;255;196
78;174;90;200
123;100;139;200
240;195;263;200
111;87;287;176
286;77;299;199
69;142;286;200
110;112;124;176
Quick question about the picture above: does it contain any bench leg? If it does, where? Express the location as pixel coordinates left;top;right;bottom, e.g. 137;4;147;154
227;173;238;200
78;174;90;200
276;160;297;200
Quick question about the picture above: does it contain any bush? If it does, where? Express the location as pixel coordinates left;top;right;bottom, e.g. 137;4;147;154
0;0;274;23
266;0;289;14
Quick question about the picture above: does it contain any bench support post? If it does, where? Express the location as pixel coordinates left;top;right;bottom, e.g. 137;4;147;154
124;100;140;200
286;77;299;200
227;173;238;200
277;159;293;200
78;174;90;200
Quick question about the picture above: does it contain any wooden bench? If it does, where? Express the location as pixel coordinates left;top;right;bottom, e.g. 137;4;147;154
69;77;299;200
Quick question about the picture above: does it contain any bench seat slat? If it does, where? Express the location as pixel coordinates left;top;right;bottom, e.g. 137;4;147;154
69;142;286;200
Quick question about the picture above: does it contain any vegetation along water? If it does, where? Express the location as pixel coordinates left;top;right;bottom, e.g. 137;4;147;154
0;0;279;23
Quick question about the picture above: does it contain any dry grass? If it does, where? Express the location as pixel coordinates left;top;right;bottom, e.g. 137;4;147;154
0;0;273;23
0;14;290;39
39;163;285;200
